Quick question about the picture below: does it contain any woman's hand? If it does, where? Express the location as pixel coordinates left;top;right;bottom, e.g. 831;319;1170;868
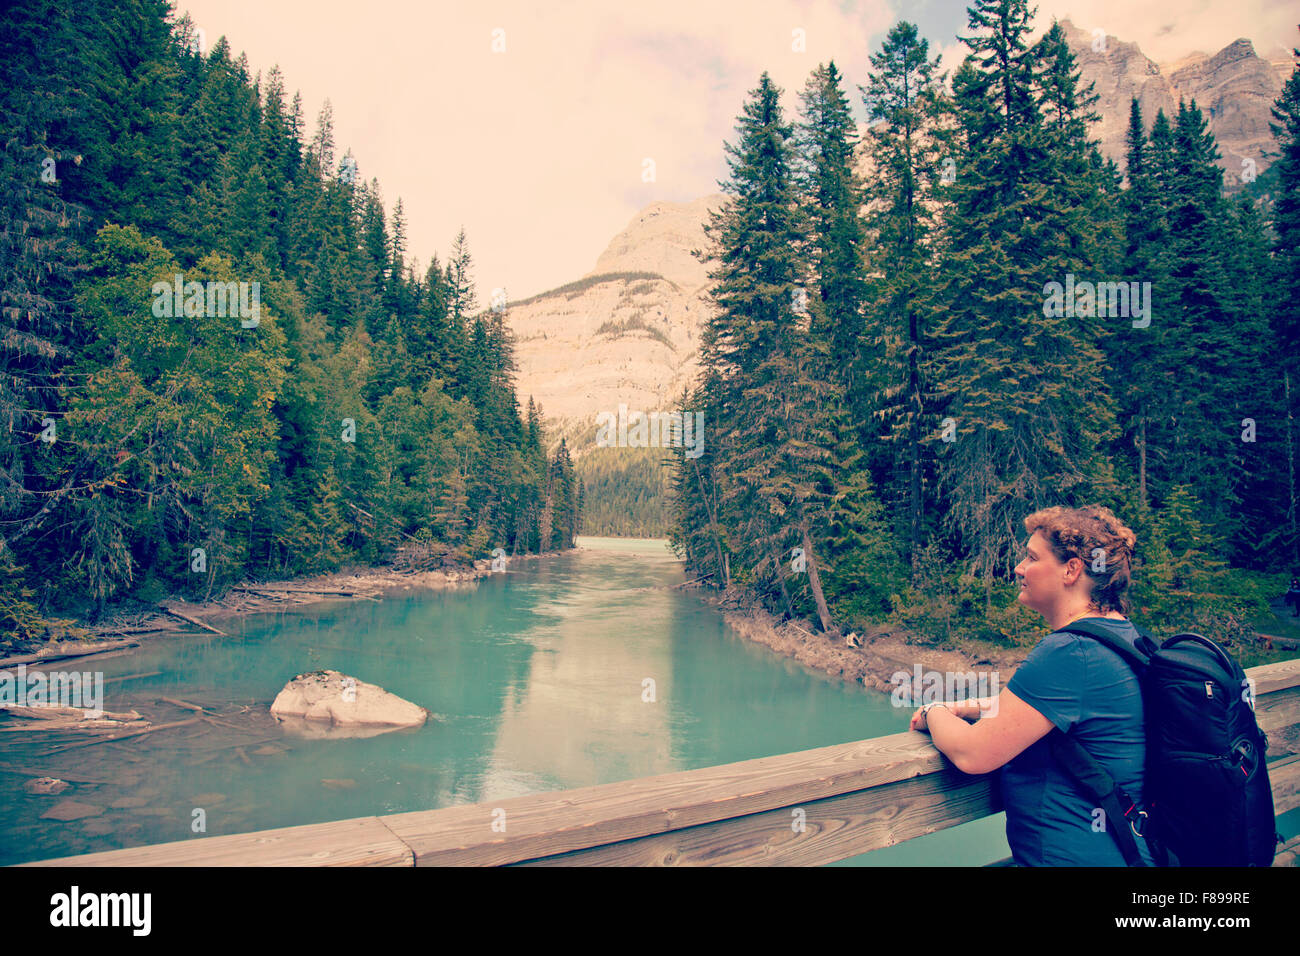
910;706;931;733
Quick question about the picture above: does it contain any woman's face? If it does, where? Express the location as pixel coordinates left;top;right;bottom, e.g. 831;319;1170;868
1013;530;1060;614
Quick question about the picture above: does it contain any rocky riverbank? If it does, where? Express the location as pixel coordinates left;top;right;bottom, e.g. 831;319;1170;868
2;540;591;666
2;557;490;666
705;592;1028;698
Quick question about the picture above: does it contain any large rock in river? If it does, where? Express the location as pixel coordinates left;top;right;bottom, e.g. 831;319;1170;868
270;670;428;739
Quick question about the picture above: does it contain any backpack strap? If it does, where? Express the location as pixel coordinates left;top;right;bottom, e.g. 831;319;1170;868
1046;619;1157;867
1055;619;1156;669
1047;729;1148;866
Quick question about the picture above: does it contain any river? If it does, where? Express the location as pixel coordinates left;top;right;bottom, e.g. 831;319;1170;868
0;537;1012;865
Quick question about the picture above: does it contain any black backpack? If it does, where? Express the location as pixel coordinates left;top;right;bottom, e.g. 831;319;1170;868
1045;619;1281;866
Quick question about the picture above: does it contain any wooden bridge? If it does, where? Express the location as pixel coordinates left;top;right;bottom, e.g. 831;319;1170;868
25;657;1300;867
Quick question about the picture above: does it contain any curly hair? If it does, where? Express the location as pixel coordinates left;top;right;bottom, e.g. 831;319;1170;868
1023;505;1138;616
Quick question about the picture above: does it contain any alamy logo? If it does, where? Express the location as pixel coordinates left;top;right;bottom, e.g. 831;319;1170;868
151;274;260;327
889;664;1000;713
0;665;103;714
595;404;705;459
1042;274;1150;328
49;886;151;936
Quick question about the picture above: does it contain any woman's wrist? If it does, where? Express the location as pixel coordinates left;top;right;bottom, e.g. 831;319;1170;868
923;702;950;722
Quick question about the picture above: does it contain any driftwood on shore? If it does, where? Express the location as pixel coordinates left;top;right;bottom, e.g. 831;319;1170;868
1259;633;1300;651
157;605;227;636
672;574;714;589
232;585;359;597
8;560;487;684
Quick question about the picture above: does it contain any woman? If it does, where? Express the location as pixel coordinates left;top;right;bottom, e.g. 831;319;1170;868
910;504;1155;866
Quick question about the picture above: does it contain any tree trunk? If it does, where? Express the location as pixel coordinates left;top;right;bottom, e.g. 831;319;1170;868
1287;370;1298;567
691;458;729;589
799;522;834;633
1137;400;1148;511
538;494;553;554
771;548;796;620
909;405;922;587
908;296;923;587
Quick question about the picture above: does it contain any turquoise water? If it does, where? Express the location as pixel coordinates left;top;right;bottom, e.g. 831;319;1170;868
13;536;1291;865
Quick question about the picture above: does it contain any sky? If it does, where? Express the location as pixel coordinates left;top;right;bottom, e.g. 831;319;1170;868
175;0;1298;305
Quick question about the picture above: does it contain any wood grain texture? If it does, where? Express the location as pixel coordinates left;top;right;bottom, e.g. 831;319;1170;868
1267;753;1300;816
511;764;1002;866
384;731;946;866
1248;658;1300;696
23;817;414;867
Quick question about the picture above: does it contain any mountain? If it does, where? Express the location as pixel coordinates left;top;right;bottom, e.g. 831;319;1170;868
509;26;1293;449
1058;19;1288;184
508;195;724;433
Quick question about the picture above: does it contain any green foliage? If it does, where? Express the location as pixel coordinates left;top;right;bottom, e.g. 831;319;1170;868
667;7;1300;654
0;548;93;654
0;2;569;629
577;446;671;537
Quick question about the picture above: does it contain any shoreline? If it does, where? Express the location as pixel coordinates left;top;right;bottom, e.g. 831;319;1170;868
13;543;1028;693
2;547;577;667
701;590;1028;698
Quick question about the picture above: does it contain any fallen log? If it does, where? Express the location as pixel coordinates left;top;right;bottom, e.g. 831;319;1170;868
228;587;293;600
0;720;147;734
157;696;211;714
41;716;203;755
269;587;359;596
0;705;144;722
0;640;140;667
673;574;714;589
157;606;226;636
103;671;162;685
344;500;421;542
1258;632;1300;651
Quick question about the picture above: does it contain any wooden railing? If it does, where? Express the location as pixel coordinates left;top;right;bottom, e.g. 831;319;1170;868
25;657;1300;867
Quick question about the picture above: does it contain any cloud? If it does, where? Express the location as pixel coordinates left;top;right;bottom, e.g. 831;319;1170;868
175;0;1294;304
179;0;899;303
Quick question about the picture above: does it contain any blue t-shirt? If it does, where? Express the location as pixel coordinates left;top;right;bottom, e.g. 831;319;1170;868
1001;617;1155;866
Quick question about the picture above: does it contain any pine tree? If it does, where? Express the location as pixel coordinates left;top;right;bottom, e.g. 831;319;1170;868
311;99;336;176
1269;46;1300;565
795;61;869;389
548;439;576;550
445;227;478;330
1106;98;1172;512
1145;101;1261;552
686;72;840;629
928;1;1122;599
0;0;95;561
259;65;297;267
0;0;598;629
858;21;951;579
